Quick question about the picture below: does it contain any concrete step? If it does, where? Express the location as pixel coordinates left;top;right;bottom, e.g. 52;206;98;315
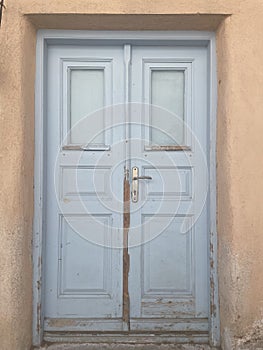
37;344;218;350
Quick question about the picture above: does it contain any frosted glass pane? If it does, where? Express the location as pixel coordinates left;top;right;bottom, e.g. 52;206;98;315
151;70;185;145
70;69;104;144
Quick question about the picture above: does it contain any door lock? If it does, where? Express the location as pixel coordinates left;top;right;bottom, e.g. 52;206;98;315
131;167;152;203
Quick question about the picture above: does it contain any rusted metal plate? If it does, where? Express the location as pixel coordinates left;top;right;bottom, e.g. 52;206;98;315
144;145;191;151
62;145;110;151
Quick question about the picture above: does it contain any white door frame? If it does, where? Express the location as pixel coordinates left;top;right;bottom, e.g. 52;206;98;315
33;30;219;347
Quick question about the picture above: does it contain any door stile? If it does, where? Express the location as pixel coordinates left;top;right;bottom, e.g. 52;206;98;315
122;44;131;330
123;175;130;330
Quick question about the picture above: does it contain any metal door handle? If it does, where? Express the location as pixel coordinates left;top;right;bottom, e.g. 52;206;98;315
132;176;152;181
132;167;152;203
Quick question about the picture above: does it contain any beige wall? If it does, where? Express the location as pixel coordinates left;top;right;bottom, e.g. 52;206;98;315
0;1;263;349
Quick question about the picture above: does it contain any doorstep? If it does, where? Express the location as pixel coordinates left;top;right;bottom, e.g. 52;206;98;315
36;344;218;350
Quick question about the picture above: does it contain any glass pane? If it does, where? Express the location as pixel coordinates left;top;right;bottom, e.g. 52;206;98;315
151;70;185;145
70;69;104;145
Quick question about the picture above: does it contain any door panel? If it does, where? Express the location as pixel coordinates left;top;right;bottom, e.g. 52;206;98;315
143;216;192;295
151;70;185;145
70;68;105;144
45;45;125;329
142;59;193;150
129;46;209;331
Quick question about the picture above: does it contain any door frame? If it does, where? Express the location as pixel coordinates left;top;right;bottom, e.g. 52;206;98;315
33;30;219;347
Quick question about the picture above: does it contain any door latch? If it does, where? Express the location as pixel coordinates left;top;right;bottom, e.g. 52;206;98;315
131;167;152;203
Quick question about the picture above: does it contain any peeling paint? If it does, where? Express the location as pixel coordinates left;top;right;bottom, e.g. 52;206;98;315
123;171;130;329
37;303;41;334
209;236;217;319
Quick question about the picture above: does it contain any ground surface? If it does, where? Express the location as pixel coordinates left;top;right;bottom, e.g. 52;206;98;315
37;344;218;350
37;342;263;350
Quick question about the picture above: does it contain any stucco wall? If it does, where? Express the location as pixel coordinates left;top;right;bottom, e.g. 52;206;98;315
0;1;262;349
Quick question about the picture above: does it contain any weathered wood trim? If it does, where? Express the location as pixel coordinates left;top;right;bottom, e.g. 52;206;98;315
144;145;191;151
43;332;209;344
33;31;47;347
123;174;130;330
208;34;220;347
62;144;110;151
44;318;124;332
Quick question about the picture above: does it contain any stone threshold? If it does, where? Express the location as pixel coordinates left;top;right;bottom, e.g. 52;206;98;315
36;344;218;350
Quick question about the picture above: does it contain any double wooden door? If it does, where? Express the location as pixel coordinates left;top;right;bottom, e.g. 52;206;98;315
44;41;209;340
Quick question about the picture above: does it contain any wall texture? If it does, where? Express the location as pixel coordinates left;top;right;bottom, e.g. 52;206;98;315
0;1;262;349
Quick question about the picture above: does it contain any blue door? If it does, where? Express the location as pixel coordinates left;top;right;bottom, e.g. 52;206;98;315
43;40;210;343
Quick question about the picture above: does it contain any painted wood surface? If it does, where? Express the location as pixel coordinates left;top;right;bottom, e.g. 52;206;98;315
33;31;219;345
